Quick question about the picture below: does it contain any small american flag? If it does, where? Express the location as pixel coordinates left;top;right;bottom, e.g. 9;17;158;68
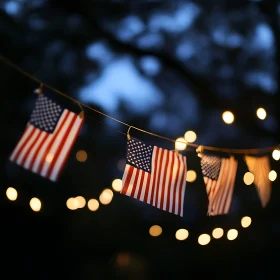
244;155;271;207
121;137;187;216
9;94;84;182
201;155;238;216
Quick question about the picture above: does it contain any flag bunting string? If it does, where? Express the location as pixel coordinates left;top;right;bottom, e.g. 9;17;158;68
0;55;279;155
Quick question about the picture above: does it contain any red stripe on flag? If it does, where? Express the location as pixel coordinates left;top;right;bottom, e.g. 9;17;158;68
154;148;164;207
160;150;171;210
172;154;182;214
130;168;140;197
150;147;160;205
122;165;134;195
13;126;36;162
53;117;84;181
165;152;175;212
177;156;186;216
136;171;145;200
46;114;78;179
21;130;41;167
29;133;49;170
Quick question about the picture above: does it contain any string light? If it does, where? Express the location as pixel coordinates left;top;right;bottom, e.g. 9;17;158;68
6;187;18;201
184;131;197;143
76;150;88;162
149;225;162;237
175;137;187;150
112;179;122;192
256;108;267;120
222;111;234;124
186;170;197;182
272;149;280;160
268;170;277;181
66;197;79;210
76;196;86;208
198;234;211;245
175;229;189;240
241;216;252;228
227;229;238;240
30;197;41;212
243;172;254;185
212;228;224;239
88;199;99;211
99;189;113;205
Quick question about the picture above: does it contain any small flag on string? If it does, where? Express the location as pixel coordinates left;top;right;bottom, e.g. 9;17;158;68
121;137;187;216
200;154;238;216
244;155;271;207
9;94;84;182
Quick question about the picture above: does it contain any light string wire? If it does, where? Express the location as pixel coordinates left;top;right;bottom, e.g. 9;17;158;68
0;55;279;154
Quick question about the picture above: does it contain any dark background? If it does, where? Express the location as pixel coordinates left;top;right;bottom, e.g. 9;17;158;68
1;0;280;279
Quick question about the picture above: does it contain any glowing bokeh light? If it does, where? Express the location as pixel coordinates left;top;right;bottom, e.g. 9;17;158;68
112;179;122;192
149;225;162;237
268;170;277;181
175;137;187;151
30;197;41;212
88;199;99;211
212;228;224;239
99;189;113;205
222;111;234;124
76;196;86;208
243;172;254;185
186;170;197;182
66;197;79;210
227;229;238;240
175;229;189;240
198;234;211;245
256;108;266;120
272;149;280;161
241;216;252;228
6;187;17;201
184;131;197;143
76;150;88;162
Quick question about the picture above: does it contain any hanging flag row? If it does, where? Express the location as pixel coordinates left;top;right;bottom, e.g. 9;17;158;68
8;92;273;217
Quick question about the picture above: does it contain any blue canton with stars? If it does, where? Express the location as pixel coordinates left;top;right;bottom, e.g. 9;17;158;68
126;138;154;173
29;94;63;134
201;155;221;181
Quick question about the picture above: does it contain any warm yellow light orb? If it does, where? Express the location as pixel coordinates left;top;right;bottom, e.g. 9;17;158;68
256;108;266;120
175;229;189;240
30;197;41;212
175;137;187;151
198;234;211;245
212;228;224;239
88;199;99;211
66;197;79;210
272;150;280;161
149;225;162;237
76;150;88;162
184;131;197;143
112;179;122;192
241;216;252;228
99;189;113;205
76;196;86;208
6;187;18;201
227;229;238;240
269;170;277;181
243;172;254;185
186;170;197;182
222;111;234;124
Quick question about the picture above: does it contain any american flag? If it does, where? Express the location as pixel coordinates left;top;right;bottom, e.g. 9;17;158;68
244;155;271;207
201;155;238;216
121;138;187;216
9;94;84;182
